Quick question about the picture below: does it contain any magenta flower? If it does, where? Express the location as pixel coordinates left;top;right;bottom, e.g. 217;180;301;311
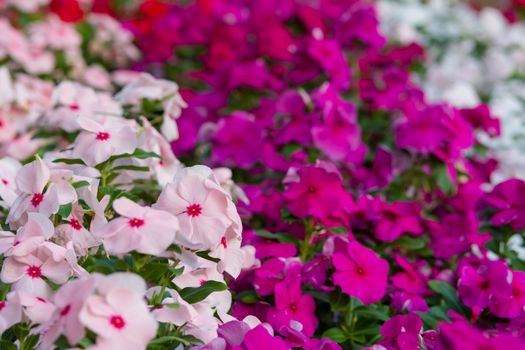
379;314;422;350
490;271;525;319
438;321;525;350
458;259;510;309
332;241;389;304
235;325;289;350
395;105;450;155
283;165;353;220
212;112;264;169
266;278;318;337
374;201;422;242
484;179;525;230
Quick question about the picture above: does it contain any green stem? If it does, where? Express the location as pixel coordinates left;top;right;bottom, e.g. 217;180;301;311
300;218;314;262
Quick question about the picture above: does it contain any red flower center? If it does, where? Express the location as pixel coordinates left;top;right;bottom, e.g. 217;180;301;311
128;218;145;228
199;279;207;286
307;186;317;193
26;265;42;278
290;303;298;311
70;218;82;230
513;288;521;297
480;280;491;290
36;297;47;303
186;203;202;217
69;104;80;111
356;267;365;275
60;304;71;316
1;179;8;185
96;132;110;141
31;193;44;207
0;301;5;311
221;236;228;248
109;315;126;329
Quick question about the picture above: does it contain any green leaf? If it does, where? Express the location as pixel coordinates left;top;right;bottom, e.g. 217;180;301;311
165;303;180;309
394;235;428;250
52;158;86;165
0;340;17;350
235;290;260;304
131;148;161;159
434;164;455;196
254;229;300;246
355;305;390;321
57;203;72;218
72;180;90;189
322;328;349;343
328;226;348;235
179;281;227;304
428;280;464;314
111;165;151;172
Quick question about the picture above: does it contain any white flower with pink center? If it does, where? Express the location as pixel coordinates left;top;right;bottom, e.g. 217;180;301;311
95;198;179;256
155;166;240;250
73;116;138;166
79;284;157;350
7;157;59;226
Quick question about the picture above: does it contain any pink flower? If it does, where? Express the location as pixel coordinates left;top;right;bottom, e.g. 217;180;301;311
0;292;22;335
34;277;96;349
96;197;179;255
55;214;100;256
0;157;22;208
0;244;72;298
148;287;198;326
73;116;138;166
18;291;55;324
332;241;389;304
267;278;318;337
155;166;240;250
7;157;59;225
79;284;157;350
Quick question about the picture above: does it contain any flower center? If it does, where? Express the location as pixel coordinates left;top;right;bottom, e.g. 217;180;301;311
36;297;47;303
356;267;365;275
290;303;298;311
186;203;202;217
221;236;228;248
109;315;126;329
26;265;42;278
480;280;491;290
513;288;520;297
0;301;5;311
199;279;207;286
69;104;80;111
60;304;71;317
0;119;4;128
31;193;44;207
128;218;145;228
96;132;110;141
1;179;8;185
307;186;316;193
69;218;82;230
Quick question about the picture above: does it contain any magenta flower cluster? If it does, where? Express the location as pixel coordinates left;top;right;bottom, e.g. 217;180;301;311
0;0;523;349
